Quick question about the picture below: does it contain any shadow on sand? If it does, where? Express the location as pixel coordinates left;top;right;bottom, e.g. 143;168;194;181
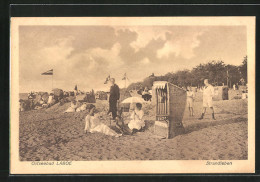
144;116;247;136
184;116;247;135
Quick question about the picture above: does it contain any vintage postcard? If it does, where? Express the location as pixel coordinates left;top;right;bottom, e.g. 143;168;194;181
10;17;255;174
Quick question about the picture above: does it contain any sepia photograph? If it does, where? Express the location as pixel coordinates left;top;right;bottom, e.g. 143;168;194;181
10;17;255;174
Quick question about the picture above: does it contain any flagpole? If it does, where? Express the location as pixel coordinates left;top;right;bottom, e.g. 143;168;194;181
52;70;53;91
41;69;54;92
124;73;127;89
125;76;126;89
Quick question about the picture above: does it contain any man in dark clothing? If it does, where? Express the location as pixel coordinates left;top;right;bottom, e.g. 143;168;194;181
108;78;120;120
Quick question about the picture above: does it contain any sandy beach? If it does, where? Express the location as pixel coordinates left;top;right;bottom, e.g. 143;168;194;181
19;98;248;161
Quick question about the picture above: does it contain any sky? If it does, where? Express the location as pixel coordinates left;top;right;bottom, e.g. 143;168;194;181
19;25;247;93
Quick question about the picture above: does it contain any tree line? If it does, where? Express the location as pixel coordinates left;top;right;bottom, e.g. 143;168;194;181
127;56;247;91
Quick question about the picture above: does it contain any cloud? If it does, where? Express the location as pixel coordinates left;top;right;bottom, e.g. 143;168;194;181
67;26;118;57
79;42;123;72
19;25;247;92
135;37;166;63
115;28;138;64
51;43;123;91
128;27;167;52
140;57;150;64
157;41;180;59
157;30;204;59
41;38;75;65
116;27;205;63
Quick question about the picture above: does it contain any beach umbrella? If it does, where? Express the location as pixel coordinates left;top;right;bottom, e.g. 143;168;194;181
121;97;145;104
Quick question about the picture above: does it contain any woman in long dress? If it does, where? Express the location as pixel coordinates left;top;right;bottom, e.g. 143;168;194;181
128;103;145;131
84;105;121;137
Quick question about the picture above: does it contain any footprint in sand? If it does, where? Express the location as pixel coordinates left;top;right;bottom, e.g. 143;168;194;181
145;148;151;153
116;147;121;150
98;149;103;154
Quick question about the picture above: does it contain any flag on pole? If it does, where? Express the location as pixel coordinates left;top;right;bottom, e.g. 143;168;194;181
122;73;130;81
41;69;54;91
104;75;110;84
122;73;127;80
41;69;53;75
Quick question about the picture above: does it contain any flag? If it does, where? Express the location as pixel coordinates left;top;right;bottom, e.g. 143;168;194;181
74;85;78;91
122;73;126;80
122;73;130;81
41;69;53;75
149;73;155;78
104;75;110;84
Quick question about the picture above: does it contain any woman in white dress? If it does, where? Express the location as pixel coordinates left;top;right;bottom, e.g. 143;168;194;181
64;100;78;113
128;103;145;132
84;105;121;137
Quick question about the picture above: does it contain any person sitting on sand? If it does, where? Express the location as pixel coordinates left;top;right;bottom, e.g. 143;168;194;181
114;108;132;135
84;105;122;137
142;87;152;101
64;100;78;113
127;103;145;133
186;86;194;117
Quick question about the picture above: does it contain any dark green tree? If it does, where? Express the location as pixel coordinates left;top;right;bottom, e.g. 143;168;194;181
126;57;247;91
239;56;247;83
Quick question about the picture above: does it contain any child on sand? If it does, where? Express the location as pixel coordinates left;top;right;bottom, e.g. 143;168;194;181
187;86;194;116
128;103;145;133
84;105;122;137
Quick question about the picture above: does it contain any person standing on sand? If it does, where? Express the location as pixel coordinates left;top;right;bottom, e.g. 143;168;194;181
233;84;236;90
199;79;216;120
107;78;120;120
186;86;194;117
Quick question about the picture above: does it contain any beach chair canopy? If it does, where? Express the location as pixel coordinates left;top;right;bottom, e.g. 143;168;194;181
153;81;168;89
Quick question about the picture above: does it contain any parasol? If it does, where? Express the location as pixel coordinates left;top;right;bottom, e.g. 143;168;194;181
121;96;145;104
